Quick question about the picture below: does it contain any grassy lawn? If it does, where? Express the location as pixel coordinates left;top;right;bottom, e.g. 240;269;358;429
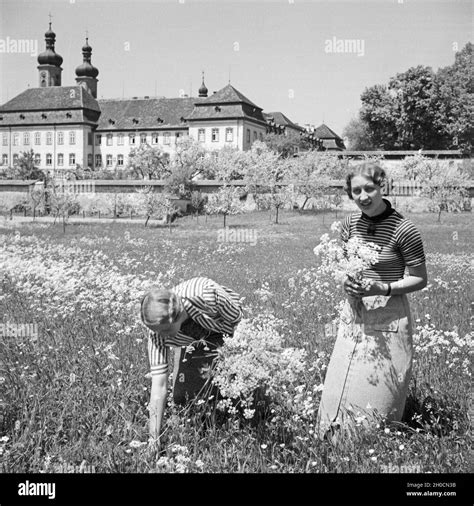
0;209;472;473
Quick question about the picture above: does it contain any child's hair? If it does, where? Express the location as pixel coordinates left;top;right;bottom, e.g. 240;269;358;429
344;162;388;200
140;288;183;326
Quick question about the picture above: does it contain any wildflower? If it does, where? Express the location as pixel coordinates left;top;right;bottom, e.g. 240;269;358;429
384;428;390;434
0;436;9;443
368;449;375;455
399;445;405;451
371;456;377;462
195;459;204;470
260;444;268;450
129;440;146;449
14;420;20;431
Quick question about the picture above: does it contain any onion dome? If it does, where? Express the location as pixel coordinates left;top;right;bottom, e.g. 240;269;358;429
75;38;99;78
37;22;63;66
198;72;208;97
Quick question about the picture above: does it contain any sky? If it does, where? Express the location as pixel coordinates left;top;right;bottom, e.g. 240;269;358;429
0;0;471;137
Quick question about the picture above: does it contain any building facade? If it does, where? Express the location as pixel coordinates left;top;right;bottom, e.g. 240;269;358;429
0;23;337;173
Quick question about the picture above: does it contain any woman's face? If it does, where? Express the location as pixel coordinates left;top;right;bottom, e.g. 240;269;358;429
350;174;385;217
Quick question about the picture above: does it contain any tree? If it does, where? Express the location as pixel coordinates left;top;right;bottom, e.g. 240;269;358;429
360;84;398;149
432;43;473;154
127;144;170;180
262;129;313;158
205;186;245;227
136;187;179;231
342;117;376;150
47;182;80;233
13;150;45;181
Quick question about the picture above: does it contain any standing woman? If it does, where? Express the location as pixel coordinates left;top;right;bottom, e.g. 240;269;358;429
317;162;428;439
140;277;243;445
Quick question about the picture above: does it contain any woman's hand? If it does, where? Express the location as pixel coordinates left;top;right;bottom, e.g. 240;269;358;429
359;279;388;297
343;277;365;297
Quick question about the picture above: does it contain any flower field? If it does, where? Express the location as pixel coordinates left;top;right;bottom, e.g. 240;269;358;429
0;210;472;474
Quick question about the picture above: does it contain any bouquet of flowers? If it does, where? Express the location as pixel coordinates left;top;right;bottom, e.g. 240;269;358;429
313;221;381;289
211;314;307;419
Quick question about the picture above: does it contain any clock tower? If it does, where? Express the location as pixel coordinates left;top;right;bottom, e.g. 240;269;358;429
37;22;63;87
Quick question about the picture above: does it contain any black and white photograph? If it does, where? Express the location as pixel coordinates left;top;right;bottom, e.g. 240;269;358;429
0;0;472;505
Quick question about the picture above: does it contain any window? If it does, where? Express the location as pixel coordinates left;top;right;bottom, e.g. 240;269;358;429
88;132;93;145
198;128;205;143
152;133;159;144
175;132;181;144
34;153;41;165
96;134;102;146
13;154;19;165
69;153;76;166
163;132;170;145
253;131;257;142
259;132;263;141
57;153;64;166
46;153;52;166
87;154;92;167
69;131;75;145
246;129;250;143
95;154;102;167
58;131;64;145
23;132;30;145
225;128;233;142
211;128;219;142
106;154;113;167
140;133;147;144
46;132;52;145
106;134;113;146
129;134;135;145
13;133;19;146
2;154;8;165
34;132;41;145
117;134;124;146
2;133;7;146
117;154;124;166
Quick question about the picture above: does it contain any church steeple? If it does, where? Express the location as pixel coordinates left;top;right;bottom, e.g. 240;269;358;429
37;18;63;87
198;71;208;98
75;35;99;98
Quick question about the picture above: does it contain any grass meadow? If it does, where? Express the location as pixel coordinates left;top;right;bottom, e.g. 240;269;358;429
0;209;472;474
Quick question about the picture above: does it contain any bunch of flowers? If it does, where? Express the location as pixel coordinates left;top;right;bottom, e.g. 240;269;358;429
313;221;381;288
211;314;307;419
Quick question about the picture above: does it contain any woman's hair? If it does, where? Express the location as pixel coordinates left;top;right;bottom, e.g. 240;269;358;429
140;288;183;327
344;162;388;200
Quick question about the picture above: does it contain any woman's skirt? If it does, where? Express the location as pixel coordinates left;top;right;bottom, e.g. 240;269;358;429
317;293;413;438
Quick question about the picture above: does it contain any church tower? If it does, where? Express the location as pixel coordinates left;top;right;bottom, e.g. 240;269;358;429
75;37;99;98
37;22;63;87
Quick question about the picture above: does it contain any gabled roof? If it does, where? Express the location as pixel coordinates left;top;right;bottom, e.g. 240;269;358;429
0;86;101;113
97;97;206;130
313;123;342;140
200;84;261;109
263;111;304;132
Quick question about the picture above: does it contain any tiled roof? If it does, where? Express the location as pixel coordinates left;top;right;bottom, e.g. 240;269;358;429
97;97;206;130
313;123;342;140
186;102;267;124
0;86;101;113
201;84;261;109
263;111;304;132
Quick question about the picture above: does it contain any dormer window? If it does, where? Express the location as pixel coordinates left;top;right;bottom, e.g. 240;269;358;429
132;118;139;124
214;106;221;112
108;119;115;125
19;114;25;119
66;112;72;118
157;117;164;124
180;117;186;123
41;113;47;119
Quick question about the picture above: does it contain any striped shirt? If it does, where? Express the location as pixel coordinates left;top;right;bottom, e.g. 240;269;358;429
341;206;425;283
147;277;243;376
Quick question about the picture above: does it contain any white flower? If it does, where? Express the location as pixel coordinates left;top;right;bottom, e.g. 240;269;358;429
129;440;146;449
399;444;405;451
260;444;268;450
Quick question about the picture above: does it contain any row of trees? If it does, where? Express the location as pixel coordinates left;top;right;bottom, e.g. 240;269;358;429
343;43;473;153
2;150;469;229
